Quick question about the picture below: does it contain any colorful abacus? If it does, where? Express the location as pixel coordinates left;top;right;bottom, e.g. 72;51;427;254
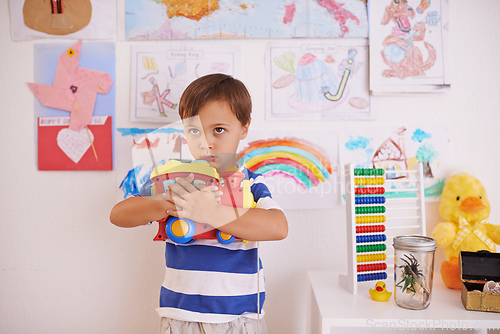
340;163;428;294
339;164;389;294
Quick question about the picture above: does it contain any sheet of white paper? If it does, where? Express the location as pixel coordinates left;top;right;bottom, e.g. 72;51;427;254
266;39;372;121
115;122;193;200
238;129;339;210
130;41;241;123
338;124;451;202
368;0;450;94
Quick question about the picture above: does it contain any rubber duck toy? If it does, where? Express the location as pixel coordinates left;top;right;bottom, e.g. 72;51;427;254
431;173;500;289
369;281;392;302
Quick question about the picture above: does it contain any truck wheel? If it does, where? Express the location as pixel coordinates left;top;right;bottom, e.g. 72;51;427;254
216;230;235;244
166;216;196;244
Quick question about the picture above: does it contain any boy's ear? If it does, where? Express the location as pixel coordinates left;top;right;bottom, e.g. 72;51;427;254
240;120;250;140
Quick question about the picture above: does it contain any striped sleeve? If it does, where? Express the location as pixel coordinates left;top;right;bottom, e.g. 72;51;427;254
245;168;283;211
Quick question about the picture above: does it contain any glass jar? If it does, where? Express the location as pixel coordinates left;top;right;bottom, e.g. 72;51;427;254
393;235;437;310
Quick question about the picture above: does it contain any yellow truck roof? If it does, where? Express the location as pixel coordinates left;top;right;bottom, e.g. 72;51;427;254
151;160;219;180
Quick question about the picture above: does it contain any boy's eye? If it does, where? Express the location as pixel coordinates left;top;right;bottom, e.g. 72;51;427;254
214;127;225;134
188;128;200;135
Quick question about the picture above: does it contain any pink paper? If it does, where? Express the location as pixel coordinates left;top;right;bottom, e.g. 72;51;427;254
28;40;114;131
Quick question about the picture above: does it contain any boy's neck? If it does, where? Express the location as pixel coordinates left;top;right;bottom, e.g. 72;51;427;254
216;164;239;174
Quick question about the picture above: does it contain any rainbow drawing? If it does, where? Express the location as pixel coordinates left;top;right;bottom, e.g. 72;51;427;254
238;138;333;189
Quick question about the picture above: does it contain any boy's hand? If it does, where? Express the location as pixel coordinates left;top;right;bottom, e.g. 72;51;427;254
162;173;223;226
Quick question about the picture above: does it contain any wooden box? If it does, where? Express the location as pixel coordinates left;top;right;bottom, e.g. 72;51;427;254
459;251;500;313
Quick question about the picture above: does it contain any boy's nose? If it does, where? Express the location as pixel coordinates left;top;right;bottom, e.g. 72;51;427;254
199;135;213;150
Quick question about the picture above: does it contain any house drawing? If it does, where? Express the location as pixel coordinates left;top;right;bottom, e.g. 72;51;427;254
371;127;408;179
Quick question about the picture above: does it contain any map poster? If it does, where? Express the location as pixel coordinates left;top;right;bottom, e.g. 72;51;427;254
126;0;368;40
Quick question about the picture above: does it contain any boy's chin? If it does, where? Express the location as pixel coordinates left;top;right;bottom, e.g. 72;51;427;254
209;160;231;172
198;155;236;171
206;161;218;168
198;157;218;168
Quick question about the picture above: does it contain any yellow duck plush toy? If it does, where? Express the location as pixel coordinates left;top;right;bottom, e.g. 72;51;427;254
369;281;392;302
431;173;500;289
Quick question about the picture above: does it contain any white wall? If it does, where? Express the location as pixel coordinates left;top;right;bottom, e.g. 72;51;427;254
1;1;500;333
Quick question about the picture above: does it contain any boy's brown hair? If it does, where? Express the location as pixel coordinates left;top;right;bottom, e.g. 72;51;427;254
178;74;252;126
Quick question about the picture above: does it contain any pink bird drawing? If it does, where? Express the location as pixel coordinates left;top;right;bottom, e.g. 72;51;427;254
27;40;114;131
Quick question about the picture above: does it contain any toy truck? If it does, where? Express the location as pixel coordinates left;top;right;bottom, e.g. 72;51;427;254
150;160;255;244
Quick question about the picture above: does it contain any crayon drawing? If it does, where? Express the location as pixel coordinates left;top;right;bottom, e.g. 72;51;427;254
266;39;372;121
238;130;339;209
338;125;451;201
369;0;450;94
125;0;368;40
131;42;241;123
115;123;193;199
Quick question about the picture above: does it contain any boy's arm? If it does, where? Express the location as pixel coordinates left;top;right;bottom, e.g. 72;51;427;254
110;194;176;228
166;175;288;241
214;207;288;241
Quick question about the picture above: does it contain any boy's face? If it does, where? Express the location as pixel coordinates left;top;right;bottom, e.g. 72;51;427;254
182;100;249;172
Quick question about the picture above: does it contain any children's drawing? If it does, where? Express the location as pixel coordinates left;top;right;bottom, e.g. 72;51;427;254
267;39;372;121
380;3;437;79
369;0;450;94
125;0;368;40
116;123;193;199
30;41;115;171
238;130;338;210
38;116;112;170
9;0;116;40
239;139;333;190
131;42;241;123
338;125;451;201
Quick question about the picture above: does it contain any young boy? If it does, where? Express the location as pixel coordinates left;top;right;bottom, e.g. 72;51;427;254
110;74;288;333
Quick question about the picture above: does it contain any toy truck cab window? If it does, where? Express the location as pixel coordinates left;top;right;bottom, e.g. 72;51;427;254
163;179;175;191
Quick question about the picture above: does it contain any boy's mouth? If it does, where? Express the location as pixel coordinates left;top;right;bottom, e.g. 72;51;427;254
200;155;216;164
